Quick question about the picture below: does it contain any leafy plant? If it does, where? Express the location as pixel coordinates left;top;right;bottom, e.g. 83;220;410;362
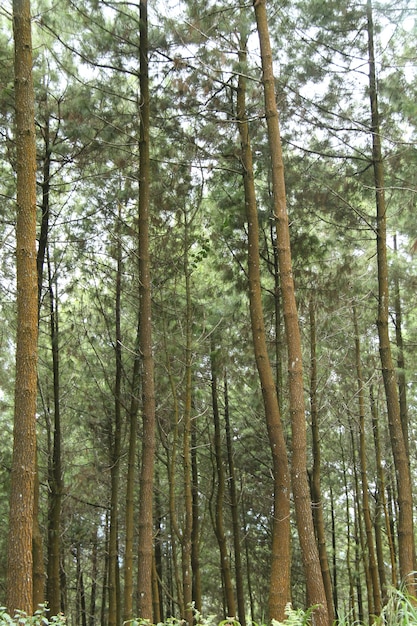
376;584;417;625
271;603;318;626
0;607;66;626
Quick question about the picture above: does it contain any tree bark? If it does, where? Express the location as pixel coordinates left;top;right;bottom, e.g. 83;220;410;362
366;0;415;590
236;35;291;622
370;384;396;589
191;410;202;612
224;371;246;626
211;344;236;618
7;0;38;614
108;205;122;626
46;252;63;616
353;307;381;616
393;235;409;460
309;295;334;622
123;317;140;622
182;212;193;626
252;2;329;622
137;1;156;618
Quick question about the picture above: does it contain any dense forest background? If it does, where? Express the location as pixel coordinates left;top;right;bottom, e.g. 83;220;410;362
1;0;417;625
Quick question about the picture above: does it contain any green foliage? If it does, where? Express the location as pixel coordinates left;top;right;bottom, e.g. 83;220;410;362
376;585;417;626
0;607;66;626
270;604;317;626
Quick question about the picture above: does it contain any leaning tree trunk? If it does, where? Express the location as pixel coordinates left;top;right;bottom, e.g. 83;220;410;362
7;0;38;615
366;0;415;590
252;2;329;623
137;0;156;618
237;35;291;622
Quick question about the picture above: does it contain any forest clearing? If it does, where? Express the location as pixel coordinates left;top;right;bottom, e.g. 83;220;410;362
1;1;417;625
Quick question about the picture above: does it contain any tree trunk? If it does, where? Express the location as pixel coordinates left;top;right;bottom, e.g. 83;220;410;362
366;0;415;590
349;417;371;619
7;0;38;614
393;235;409;460
191;410;202;612
329;485;338;619
137;1;156;618
236;35;291;622
108;205;122;626
46;252;63;616
33;109;52;612
309;295;334;622
211;345;236;618
89;526;98;626
370;384;396;588
224;371;246;626
123;316;140;622
353;307;381;617
252;2;329;622
182;214;193;626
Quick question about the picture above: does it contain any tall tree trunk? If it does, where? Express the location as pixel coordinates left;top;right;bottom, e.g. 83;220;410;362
252;2;329;622
46;252;63;616
342;443;355;621
7;0;38;614
366;0;415;590
33;108;52;612
211;345;236;618
370;384;396;588
349;418;371;619
329;485;338;619
182;215;193;626
393;235;409;459
236;35;291;622
123;315;140;622
75;544;87;626
137;1;156;617
224;371;246;626
309;295;334;622
155;473;165;621
353;307;381;617
108;206;122;626
191;410;202;612
89;526;98;626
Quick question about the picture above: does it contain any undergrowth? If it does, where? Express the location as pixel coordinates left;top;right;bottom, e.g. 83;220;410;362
1;588;417;626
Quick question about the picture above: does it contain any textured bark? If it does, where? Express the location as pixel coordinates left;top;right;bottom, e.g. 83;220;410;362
137;1;156;617
366;0;415;590
7;0;38;615
182;231;193;626
191;413;202;612
32;467;45;609
353;307;381;616
309;297;334;622
108;207;122;626
224;371;246;626
33;113;52;611
123;318;140;622
46;255;63;616
253;1;329;622
370;385;396;588
349;419;371;619
211;346;236;618
237;38;291;622
393;235;409;460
